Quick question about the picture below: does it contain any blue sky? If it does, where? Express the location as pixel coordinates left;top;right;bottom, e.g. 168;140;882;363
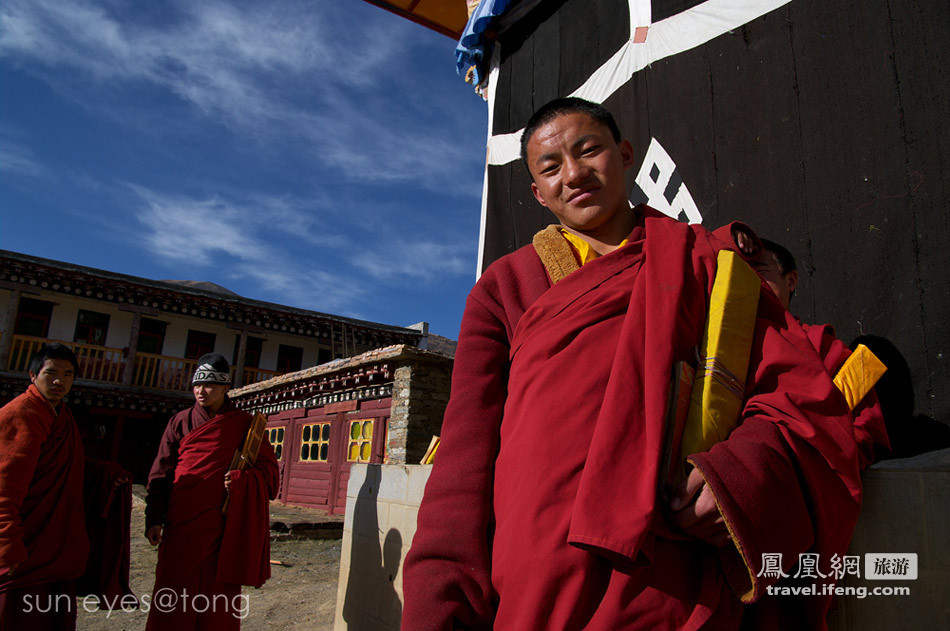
0;0;488;338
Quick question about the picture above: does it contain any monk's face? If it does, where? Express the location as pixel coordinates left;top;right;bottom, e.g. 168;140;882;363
30;358;75;406
193;383;229;412
526;112;635;236
752;250;798;310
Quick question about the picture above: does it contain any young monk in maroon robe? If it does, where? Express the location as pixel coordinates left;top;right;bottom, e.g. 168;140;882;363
402;99;869;630
730;229;891;470
145;353;278;631
0;344;86;630
0;342;133;629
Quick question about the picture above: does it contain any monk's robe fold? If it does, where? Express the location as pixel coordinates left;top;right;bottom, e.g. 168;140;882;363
0;385;87;593
403;208;865;631
154;407;277;581
802;323;890;470
78;460;135;607
216;468;273;587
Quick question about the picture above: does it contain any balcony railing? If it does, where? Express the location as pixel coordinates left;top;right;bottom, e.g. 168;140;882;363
243;366;281;385
132;353;200;391
7;335;124;383
5;335;253;392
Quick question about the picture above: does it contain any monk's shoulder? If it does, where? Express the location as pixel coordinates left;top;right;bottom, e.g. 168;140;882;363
0;390;52;444
471;243;550;314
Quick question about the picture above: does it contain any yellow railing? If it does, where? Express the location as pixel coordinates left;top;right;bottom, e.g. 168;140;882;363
7;335;124;383
132;353;198;391
8;335;255;392
131;354;241;391
243;366;281;385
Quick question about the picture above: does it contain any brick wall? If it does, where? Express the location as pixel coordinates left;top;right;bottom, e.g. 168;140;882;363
387;358;452;464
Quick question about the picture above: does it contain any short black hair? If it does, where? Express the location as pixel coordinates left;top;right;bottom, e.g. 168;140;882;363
520;97;622;169
761;238;797;275
28;343;79;375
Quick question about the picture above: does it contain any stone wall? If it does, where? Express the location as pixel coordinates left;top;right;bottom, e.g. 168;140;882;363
387;357;452;464
827;448;949;630
334;463;430;631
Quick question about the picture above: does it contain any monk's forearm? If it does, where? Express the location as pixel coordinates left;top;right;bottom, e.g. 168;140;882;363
144;478;171;530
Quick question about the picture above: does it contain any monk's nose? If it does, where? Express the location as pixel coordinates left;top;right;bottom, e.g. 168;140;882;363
563;158;590;185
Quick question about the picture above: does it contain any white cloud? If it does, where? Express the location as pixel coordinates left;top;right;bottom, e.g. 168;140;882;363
0;141;46;178
352;240;471;283
0;0;485;189
129;184;347;293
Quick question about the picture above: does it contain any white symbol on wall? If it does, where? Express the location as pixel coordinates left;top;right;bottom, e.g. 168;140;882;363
631;137;703;224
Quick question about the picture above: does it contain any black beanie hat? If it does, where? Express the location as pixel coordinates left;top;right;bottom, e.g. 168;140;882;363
192;353;232;386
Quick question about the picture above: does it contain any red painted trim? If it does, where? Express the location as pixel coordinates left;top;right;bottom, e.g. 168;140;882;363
359;0;462;39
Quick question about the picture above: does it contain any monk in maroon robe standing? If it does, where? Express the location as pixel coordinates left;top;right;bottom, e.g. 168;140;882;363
1;343;132;630
145;353;278;631
402;99;868;630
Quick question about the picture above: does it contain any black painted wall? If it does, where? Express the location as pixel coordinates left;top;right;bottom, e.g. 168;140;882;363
483;0;949;421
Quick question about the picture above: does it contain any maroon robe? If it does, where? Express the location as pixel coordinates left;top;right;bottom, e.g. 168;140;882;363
145;399;278;630
403;210;863;630
802;323;890;470
0;385;87;629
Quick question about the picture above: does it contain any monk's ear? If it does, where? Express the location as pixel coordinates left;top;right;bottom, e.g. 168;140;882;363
619;139;636;170
531;182;549;208
787;270;799;295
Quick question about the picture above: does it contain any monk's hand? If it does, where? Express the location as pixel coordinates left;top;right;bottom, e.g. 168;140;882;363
224;471;232;493
731;226;759;257
668;468;730;547
146;525;162;546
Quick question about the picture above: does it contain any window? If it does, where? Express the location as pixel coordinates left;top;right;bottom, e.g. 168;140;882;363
265;426;285;460
245;337;263;368
317;347;331;365
185;330;216;359
137;318;167;355
233;335;264;368
74;310;110;346
347;419;374;462
276;344;303;373
300;422;331;462
15;298;54;337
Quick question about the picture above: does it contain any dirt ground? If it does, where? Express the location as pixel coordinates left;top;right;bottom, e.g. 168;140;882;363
77;493;343;631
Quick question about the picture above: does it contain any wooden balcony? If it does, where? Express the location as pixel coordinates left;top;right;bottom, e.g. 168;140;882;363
4;335;256;392
7;334;124;383
243;365;281;385
131;353;200;391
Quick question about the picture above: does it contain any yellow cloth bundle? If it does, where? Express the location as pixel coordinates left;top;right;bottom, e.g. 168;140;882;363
834;344;887;410
678;250;761;479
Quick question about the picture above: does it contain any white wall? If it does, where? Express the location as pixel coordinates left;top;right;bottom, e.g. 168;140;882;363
1;288;343;371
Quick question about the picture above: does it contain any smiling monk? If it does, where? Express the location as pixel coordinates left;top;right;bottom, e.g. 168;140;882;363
402;98;866;630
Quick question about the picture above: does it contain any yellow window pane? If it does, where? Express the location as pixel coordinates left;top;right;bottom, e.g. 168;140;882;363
360;442;371;461
362;421;373;439
348;442;359;461
350;423;361;440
